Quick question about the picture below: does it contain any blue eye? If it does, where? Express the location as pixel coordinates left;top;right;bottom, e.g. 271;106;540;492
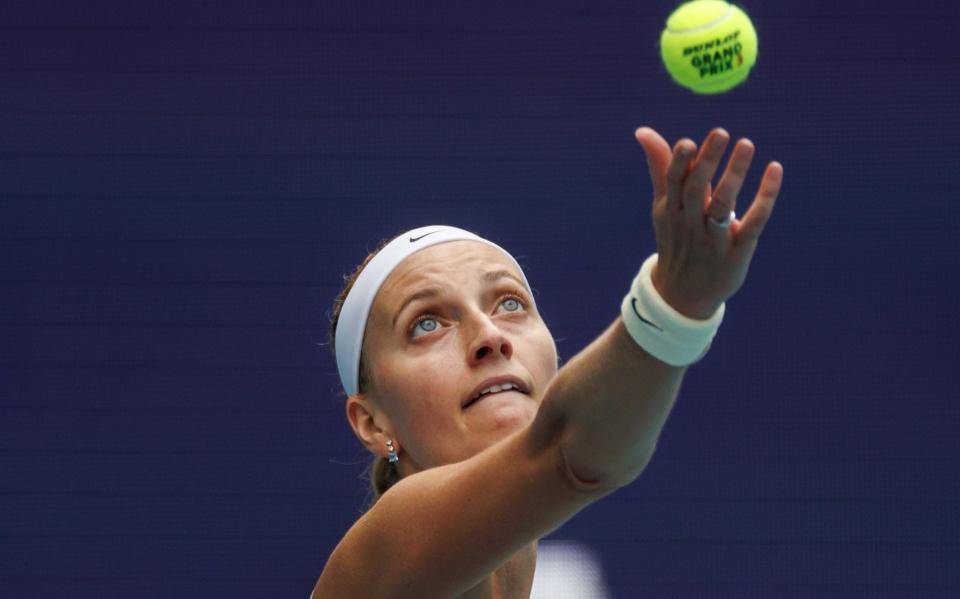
411;317;439;338
409;295;526;339
499;297;522;312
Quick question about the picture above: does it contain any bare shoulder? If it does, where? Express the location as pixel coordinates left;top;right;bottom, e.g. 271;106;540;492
310;417;616;599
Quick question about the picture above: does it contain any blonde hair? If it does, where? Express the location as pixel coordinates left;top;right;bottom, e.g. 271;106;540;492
328;233;400;507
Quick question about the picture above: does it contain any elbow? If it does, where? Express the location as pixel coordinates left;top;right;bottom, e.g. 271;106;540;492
556;443;634;496
557;440;658;493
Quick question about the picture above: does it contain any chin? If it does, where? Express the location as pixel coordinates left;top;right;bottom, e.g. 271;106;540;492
486;402;536;435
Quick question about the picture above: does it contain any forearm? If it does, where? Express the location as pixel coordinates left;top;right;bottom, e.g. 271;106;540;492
538;315;687;487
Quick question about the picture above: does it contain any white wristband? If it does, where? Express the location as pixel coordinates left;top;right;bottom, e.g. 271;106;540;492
620;253;725;367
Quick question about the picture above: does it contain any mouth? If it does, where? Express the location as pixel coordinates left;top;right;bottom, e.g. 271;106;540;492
463;376;530;409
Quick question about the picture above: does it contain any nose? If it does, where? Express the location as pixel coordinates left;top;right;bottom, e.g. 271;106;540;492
466;314;513;365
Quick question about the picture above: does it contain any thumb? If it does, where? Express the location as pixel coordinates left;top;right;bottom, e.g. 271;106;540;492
634;126;672;201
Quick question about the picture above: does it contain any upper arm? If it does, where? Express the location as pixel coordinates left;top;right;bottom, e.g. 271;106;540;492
311;415;616;599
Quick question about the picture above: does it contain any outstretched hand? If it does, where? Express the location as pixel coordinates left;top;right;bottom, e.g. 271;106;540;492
634;126;783;319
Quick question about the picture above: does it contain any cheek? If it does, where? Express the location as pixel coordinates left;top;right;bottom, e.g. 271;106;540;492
509;324;557;403
379;355;462;433
531;327;558;378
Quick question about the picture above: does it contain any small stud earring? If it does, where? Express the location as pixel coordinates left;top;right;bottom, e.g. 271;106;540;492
386;439;399;464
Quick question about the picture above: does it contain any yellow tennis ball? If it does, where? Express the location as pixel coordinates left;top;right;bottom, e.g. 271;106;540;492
660;0;758;94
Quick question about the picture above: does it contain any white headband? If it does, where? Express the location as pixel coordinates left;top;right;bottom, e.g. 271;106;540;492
334;225;536;396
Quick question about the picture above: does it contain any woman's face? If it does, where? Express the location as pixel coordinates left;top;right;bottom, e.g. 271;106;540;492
359;240;558;470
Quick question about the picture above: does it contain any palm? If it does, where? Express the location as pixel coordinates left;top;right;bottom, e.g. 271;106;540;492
635;126;783;319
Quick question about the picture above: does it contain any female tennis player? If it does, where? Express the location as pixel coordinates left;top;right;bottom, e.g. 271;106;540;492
312;126;783;598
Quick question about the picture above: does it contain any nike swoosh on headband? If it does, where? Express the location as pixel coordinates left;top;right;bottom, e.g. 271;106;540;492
631;297;664;332
409;230;441;242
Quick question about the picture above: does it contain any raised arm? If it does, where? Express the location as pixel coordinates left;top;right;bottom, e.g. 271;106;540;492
312;126;783;599
540;126;783;487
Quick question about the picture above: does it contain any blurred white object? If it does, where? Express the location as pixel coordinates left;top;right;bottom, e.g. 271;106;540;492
530;540;612;599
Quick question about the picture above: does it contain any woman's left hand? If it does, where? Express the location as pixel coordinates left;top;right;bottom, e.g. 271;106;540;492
634;126;784;319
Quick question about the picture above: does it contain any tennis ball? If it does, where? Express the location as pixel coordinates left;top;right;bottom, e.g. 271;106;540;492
660;0;758;94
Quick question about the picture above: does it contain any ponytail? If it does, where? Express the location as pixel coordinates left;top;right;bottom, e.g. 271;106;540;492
368;454;401;507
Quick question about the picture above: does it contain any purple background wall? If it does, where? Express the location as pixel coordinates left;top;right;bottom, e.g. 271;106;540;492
2;1;958;597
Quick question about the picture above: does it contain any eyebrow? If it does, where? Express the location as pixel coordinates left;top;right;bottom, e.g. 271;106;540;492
392;269;526;329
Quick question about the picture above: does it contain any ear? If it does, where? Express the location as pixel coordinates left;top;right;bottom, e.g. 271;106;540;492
345;395;397;458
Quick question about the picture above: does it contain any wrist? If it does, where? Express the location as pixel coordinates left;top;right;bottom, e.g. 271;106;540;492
651;262;722;320
620;253;725;367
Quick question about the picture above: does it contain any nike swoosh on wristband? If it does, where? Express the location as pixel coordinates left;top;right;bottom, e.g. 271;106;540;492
409;230;440;242
631;297;664;332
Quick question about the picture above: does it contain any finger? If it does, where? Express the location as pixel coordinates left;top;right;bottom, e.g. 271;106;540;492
634;127;673;201
737;161;784;241
666;139;696;213
704;181;734;242
682;128;730;220
708;138;755;221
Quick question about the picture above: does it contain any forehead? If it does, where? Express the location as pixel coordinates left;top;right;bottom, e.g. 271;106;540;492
375;240;522;307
